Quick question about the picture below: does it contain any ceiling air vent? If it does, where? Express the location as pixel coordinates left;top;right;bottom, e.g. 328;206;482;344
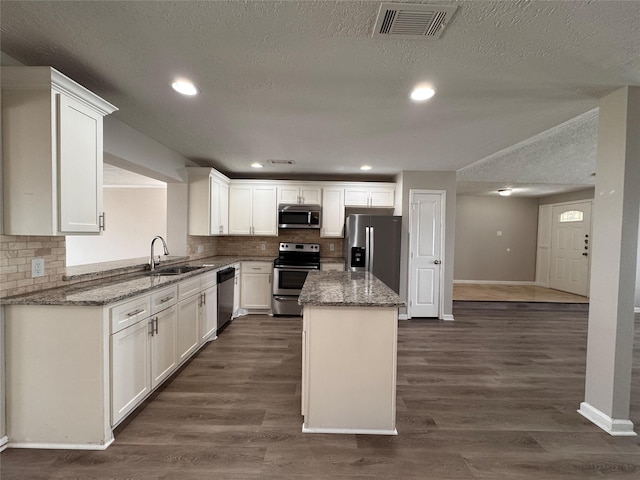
373;3;458;39
267;160;295;166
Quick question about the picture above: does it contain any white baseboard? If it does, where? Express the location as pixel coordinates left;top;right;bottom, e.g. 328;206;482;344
302;424;397;436
454;280;536;285
398;313;409;320
7;436;115;450
578;402;637;436
635;307;640;314
0;435;8;452
441;314;454;321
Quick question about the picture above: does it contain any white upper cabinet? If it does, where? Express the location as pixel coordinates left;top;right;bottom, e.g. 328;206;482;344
278;183;322;205
187;168;230;236
344;183;395;208
229;182;277;236
321;187;345;238
1;67;117;235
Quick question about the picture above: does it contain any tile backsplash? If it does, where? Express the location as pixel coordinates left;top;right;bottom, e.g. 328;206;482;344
0;235;67;298
188;230;344;259
1;230;343;299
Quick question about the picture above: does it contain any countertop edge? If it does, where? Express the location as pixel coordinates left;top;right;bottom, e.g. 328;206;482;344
0;256;275;307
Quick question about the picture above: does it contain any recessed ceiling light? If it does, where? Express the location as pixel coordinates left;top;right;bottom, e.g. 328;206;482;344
498;188;512;197
171;79;199;96
360;165;372;171
250;162;263;169
410;85;435;102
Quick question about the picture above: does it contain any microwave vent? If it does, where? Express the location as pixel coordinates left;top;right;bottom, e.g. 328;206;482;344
373;3;458;39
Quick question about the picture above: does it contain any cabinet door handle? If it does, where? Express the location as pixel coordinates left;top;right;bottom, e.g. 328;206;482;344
203;292;206;305
127;308;145;317
154;317;159;335
99;212;106;231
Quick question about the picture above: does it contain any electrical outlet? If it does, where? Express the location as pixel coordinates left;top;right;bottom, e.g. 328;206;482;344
32;258;45;278
261;243;266;251
197;245;204;254
330;244;335;251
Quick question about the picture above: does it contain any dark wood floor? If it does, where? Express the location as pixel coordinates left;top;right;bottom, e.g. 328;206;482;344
2;308;640;479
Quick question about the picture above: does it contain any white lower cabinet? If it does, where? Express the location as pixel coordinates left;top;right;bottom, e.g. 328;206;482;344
150;305;178;388
200;285;218;342
320;262;345;272
240;261;272;311
4;266;228;449
177;293;201;364
111;317;151;426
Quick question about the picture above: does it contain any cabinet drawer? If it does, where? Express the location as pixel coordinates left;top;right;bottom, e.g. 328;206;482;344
200;271;217;291
110;295;151;334
242;262;272;274
150;285;178;315
321;262;344;272
178;277;202;300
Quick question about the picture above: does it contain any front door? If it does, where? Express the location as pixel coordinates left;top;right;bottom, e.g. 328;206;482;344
549;202;592;296
408;190;444;318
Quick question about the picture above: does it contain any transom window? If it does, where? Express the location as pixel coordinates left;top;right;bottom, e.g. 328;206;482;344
559;210;584;223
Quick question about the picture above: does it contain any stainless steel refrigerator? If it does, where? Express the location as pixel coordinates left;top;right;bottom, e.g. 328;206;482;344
344;214;402;293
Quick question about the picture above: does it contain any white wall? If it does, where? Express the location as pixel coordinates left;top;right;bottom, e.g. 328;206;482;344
637;210;640;311
66;187;167;265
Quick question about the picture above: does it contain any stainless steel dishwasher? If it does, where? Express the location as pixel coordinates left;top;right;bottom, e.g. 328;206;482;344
217;266;235;333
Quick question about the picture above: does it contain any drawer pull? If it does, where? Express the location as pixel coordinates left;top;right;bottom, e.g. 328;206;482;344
127;308;145;317
159;295;174;304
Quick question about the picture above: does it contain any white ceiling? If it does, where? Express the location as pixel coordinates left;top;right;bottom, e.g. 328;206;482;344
1;1;639;195
103;164;166;187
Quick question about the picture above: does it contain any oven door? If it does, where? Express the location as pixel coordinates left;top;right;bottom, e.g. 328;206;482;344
273;266;316;295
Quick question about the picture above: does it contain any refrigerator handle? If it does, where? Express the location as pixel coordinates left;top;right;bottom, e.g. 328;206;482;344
365;226;371;271
369;226;374;273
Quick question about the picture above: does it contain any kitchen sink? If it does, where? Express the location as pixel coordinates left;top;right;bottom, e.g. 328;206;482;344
148;265;205;276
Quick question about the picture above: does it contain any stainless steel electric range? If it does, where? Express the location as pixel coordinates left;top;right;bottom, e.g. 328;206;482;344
272;242;320;316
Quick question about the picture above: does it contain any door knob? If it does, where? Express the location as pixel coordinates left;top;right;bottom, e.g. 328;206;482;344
434;260;441;264
582;253;588;256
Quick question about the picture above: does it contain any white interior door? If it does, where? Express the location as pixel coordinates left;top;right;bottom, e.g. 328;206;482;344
408;191;443;318
550;202;592;296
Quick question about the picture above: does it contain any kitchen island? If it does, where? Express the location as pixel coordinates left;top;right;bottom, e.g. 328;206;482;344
298;271;404;435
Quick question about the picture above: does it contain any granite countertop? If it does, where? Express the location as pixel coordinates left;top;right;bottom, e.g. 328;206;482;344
298;271;405;308
1;256;275;307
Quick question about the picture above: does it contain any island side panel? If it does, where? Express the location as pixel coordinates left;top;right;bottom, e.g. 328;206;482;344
303;306;398;434
5;305;113;449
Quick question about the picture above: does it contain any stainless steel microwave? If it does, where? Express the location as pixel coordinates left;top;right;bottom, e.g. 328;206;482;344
278;204;322;229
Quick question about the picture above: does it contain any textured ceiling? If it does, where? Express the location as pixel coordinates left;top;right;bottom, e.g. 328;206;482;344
457;108;598;196
1;1;639;194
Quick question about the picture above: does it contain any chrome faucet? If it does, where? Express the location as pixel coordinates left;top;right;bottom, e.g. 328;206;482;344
150;236;169;271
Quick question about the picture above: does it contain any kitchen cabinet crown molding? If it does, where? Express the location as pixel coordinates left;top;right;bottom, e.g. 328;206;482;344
2;66;118;116
186;167;230;183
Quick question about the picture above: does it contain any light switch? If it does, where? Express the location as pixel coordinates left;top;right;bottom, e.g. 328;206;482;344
497;231;503;236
